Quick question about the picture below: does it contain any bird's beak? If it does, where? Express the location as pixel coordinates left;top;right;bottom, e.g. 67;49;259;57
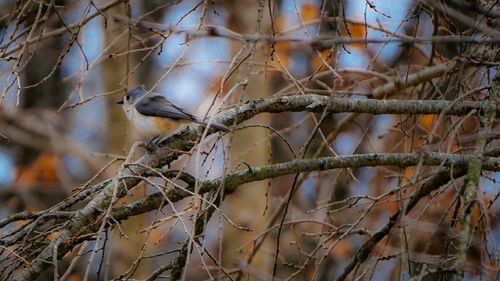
116;99;124;105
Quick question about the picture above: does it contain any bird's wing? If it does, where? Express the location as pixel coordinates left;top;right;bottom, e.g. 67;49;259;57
135;95;198;122
136;95;230;132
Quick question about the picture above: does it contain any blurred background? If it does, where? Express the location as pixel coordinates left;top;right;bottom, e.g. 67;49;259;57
0;0;499;280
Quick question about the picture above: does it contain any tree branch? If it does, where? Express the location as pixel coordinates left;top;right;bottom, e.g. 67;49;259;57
215;94;500;130
336;146;500;280
455;72;499;279
112;152;500;222
12;90;500;280
113;15;500;45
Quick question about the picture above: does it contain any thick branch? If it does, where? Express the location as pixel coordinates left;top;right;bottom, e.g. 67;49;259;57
455;73;499;279
218;95;499;127
112;152;500;221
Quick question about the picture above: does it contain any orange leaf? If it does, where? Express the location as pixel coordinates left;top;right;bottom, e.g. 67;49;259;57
47;231;59;241
346;22;366;38
209;75;231;94
67;274;82;281
399;167;415;184
269;44;290;69
420;115;437;132
274;15;286;33
311;49;334;70
301;3;319;21
16;153;59;188
344;21;367;49
329;239;353;257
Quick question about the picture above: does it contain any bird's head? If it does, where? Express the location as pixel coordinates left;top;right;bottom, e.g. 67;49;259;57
117;85;146;107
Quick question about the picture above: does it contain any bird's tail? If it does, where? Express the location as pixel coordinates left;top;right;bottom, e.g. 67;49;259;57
206;122;230;132
194;117;230;132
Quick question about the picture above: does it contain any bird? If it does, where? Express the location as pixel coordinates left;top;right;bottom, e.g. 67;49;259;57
117;86;229;140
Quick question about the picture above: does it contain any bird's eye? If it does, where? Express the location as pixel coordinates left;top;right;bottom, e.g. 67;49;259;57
125;95;129;100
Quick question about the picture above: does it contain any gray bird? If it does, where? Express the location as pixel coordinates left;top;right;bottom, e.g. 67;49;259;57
117;86;229;138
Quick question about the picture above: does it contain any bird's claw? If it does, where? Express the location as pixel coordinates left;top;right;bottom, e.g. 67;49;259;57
144;136;163;152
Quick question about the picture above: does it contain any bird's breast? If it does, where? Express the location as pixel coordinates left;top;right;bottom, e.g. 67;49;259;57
130;109;185;136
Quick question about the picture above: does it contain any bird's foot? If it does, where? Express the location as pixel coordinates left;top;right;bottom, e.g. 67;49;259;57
144;136;163;152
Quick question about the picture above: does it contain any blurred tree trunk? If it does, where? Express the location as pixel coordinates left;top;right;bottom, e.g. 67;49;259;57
18;6;66;165
99;1;141;277
223;0;272;278
1;8;70;279
101;1;130;154
13;4;68;216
